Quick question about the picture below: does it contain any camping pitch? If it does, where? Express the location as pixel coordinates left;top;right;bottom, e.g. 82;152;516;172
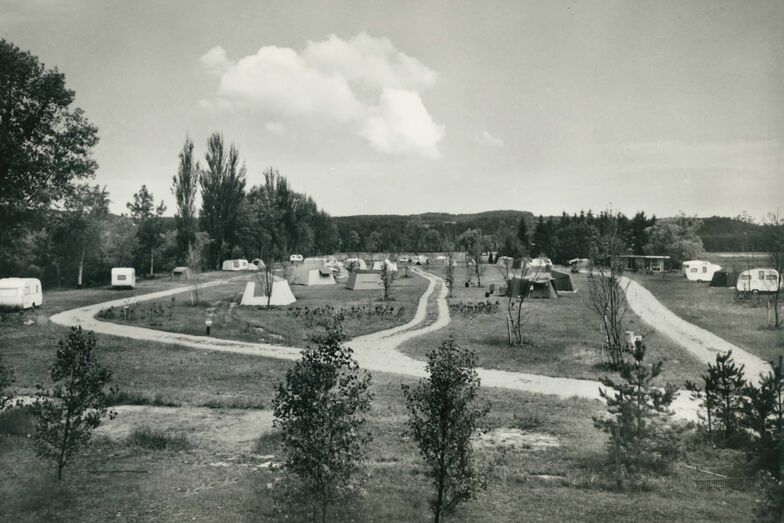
289;262;336;286
0;278;43;309
240;277;296;306
346;270;382;290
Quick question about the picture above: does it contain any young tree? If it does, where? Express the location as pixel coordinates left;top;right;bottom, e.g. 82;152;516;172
379;260;396;300
171;136;200;260
585;224;629;368
0;354;14;411
594;338;680;488
32;327;115;480
272;318;373;522
444;254;455;297
402;339;489;522
50;183;109;288
127;185;166;276
199;133;246;268
0;39;99;274
764;211;784;328
686;351;747;445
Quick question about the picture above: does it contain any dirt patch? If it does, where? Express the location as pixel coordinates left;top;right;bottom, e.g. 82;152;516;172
96;405;274;452
473;428;561;451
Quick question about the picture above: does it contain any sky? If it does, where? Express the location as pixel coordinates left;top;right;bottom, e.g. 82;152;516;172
2;0;782;219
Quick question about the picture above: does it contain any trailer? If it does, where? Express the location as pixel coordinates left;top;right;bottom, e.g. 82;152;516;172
0;278;43;309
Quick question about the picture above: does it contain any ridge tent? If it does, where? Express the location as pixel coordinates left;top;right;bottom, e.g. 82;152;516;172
550;269;575;292
289;263;336;286
372;259;398;272
346;270;383;290
0;278;43;309
171;267;192;280
709;271;739;288
240;277;296;306
506;275;557;299
496;256;514;268
111;267;136;288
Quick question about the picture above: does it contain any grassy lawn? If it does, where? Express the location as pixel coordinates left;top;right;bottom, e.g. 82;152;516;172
631;272;784;365
0;268;762;521
98;271;428;347
0;371;757;522
401;265;707;386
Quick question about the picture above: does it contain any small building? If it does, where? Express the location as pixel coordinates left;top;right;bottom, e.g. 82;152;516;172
616;255;670;272
736;268;782;294
111;267;136;288
0;278;43;309
346;270;383;290
171;267;193;280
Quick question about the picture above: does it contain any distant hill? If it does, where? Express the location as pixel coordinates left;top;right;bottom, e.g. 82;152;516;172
697;216;767;252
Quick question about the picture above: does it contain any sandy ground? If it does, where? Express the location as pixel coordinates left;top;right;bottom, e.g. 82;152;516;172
622;276;771;383
48;268;743;422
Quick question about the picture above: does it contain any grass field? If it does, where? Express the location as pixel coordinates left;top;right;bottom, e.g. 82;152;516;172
99;271;428;347
631;272;784;365
0;267;762;521
400;265;707;385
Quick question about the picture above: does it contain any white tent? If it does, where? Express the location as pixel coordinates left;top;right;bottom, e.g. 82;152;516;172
251;258;266;269
0;278;43;309
685;261;722;282
222;259;257;271
240;277;296;306
496;256;514;268
737;268;782;294
434;255;449;265
346;270;382;290
289;263;336;286
413;255;429;265
344;257;367;270
111;267;136;288
372;259;398;272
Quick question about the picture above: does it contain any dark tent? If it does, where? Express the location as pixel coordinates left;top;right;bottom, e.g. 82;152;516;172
550;269;575;292
709;271;739;288
506;276;558;299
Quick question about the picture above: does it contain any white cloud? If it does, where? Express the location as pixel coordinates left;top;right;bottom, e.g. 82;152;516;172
198;33;443;158
476;129;505;148
362;90;444;158
265;121;288;135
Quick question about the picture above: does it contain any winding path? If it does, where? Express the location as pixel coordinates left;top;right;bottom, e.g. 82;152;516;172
622;277;771;383
50;268;750;422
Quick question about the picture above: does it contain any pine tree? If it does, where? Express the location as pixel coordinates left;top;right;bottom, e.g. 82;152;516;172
593;339;680;487
516;217;529;255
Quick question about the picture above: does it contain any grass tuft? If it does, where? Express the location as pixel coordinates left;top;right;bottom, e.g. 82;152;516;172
106;390;179;407
126;426;190;451
0;406;35;436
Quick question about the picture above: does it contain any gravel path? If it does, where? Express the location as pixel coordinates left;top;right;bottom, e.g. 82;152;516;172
622;276;771;383
50;269;719;421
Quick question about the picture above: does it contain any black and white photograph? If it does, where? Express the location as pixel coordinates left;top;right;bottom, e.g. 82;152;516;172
1;1;783;521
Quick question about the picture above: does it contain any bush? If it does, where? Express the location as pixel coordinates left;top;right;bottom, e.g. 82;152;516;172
0;406;35;437
127;426;190;451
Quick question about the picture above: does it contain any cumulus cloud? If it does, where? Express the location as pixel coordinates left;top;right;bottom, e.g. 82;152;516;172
198;33;443;158
476;129;505;148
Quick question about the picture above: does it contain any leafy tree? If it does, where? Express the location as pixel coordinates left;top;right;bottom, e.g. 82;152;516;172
171;136;200;260
199;133;246;267
764;212;784;328
402;339;489;522
127;185;166;276
379;259;396;300
348;230;361;251
458;228;487;286
644;213;704;266
365;230;383;252
272;318;373;522
0;39;99;275
0;354;14;411
50;183;109;288
594;338;680;487
32;327;115;480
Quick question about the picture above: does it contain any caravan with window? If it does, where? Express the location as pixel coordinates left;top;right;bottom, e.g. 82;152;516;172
0;278;43;309
736;268;782;294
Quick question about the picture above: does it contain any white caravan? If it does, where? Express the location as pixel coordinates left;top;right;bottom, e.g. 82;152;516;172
736;268;782;294
685;261;722;282
111;267;136;288
222;259;257;271
0;278;43;309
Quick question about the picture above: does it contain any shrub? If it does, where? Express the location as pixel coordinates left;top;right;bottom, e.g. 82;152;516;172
127;426;190;451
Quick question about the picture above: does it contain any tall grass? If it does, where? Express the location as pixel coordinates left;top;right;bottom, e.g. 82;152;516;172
126;426;190;451
0;406;35;436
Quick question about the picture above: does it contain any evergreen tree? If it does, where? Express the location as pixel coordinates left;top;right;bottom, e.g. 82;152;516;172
171;136;200;260
127;185;166;276
516;216;529;255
